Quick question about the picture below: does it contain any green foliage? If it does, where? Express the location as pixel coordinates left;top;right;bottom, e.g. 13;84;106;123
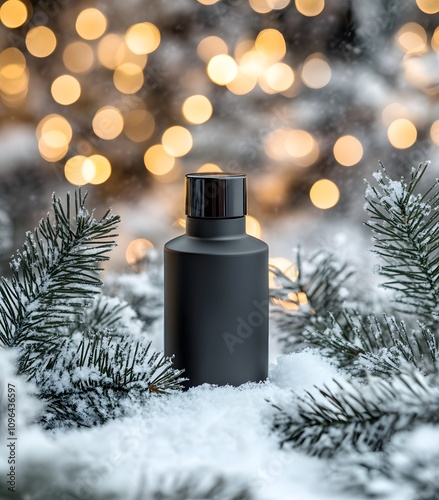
304;312;437;376
365;161;439;324
269;249;353;352
273;370;439;458
270;162;439;494
0;189;183;428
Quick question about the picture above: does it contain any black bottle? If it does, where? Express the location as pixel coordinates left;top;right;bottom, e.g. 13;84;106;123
164;172;269;388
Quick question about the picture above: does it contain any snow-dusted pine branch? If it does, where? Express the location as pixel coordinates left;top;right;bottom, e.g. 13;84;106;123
0;189;120;375
365;161;439;325
305;312;437;376
0;190;183;429
269;249;353;352
272;370;439;458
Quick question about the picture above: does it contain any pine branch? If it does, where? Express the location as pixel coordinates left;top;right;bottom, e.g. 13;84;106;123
272;370;439;457
0;189;120;376
303;312;437;376
0;190;184;428
35;328;183;429
270;249;354;352
365;162;439;324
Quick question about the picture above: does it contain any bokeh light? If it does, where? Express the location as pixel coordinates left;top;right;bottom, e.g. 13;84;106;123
0;52;29;107
126;239;154;267
268;257;298;288
268;0;291;8
182;95;213;124
197;36;228;63
37;115;72;162
265;62;295;92
98;34;125;69
301;54;331;88
226;69;258;95
87;155;112;184
0;0;27;28
197;163;222;172
381;103;408;125
97;36;147;69
75;8;107;40
430;120;439;146
65;156;87;185
309;179;340;210
333;135;363;167
310;179;340;209
240;50;266;79
416;0;439;14
51;75;81;105
92;106;124;140
246;215;261;238
162;126;193;157
235;40;254;62
63;42;94;73
38;139;68;162
126;23;161;55
387;118;417;149
432;27;439;52
26;27;57;58
254;29;286;62
124;109;155;142
249;0;272;14
265;129;319;167
295;0;325;16
397;23;427;55
37;114;72;145
207;54;238;85
113;63;144;94
0;48;27;101
144;145;175;175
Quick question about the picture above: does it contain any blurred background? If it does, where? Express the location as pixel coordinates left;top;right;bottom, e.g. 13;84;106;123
1;0;439;275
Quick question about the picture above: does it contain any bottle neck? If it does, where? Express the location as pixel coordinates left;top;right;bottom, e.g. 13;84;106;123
186;216;246;238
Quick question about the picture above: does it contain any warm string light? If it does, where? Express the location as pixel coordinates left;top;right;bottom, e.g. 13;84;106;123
0;0;28;28
197;163;222;172
246;215;261;238
202;29;297;95
396;23;427;55
125;239;154;268
416;0;439;14
64;155;112;185
0;47;29;106
0;0;433;198
310;179;340;210
301;53;331;89
387;118;417;149
36;114;72;162
264;128;319;167
333;135;363;167
268;257;298;289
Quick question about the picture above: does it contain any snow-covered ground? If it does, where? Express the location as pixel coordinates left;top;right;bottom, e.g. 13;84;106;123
0;348;335;499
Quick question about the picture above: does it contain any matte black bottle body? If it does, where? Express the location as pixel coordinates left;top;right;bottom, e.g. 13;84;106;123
164;216;268;387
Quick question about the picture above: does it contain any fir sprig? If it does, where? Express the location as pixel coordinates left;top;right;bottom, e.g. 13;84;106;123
273;370;439;457
303;312;437;376
0;189;119;375
37;331;182;428
365;161;439;324
0;189;184;428
269;249;353;352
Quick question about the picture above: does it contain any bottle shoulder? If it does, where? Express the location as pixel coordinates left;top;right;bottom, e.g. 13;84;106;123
164;233;268;255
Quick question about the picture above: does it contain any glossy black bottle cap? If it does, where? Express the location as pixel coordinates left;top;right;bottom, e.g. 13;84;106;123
185;172;247;218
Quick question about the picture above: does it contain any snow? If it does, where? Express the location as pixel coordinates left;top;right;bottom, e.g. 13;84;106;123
0;348;351;500
269;350;339;391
